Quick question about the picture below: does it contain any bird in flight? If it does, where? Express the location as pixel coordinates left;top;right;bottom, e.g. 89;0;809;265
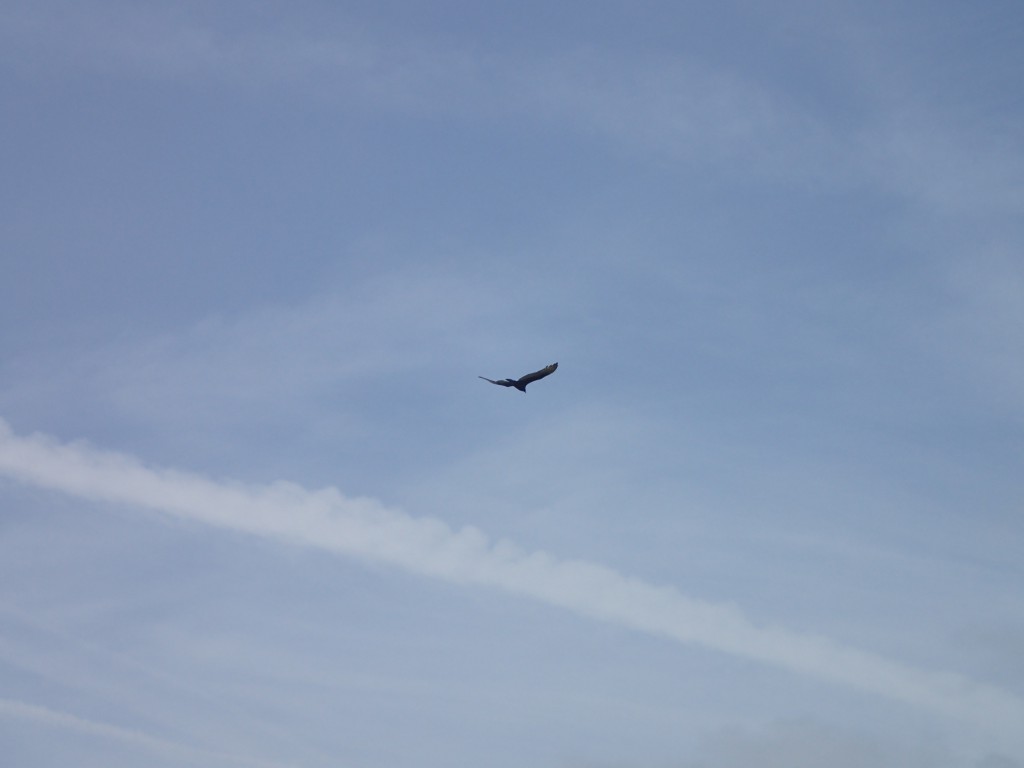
479;362;558;392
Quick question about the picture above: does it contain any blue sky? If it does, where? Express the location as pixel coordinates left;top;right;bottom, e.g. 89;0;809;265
1;1;1023;766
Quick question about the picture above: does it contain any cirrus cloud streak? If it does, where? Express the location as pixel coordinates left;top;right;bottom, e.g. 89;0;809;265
1;417;1021;753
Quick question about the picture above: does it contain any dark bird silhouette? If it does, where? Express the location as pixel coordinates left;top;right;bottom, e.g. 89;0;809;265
479;362;558;392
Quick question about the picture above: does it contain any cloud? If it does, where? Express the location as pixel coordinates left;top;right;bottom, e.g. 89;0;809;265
1;417;1022;756
0;696;292;768
682;720;938;768
670;719;1017;768
0;1;838;177
6;0;1019;215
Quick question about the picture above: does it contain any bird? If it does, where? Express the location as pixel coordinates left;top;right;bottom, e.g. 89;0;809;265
479;362;558;392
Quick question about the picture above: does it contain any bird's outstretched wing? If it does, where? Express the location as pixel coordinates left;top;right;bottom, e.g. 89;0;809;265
515;362;558;388
478;376;515;387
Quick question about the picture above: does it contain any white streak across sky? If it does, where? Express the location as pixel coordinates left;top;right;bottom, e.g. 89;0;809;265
0;697;292;768
1;418;1021;751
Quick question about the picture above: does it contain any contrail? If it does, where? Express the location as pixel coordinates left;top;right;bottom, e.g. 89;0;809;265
1;418;1022;750
0;697;294;768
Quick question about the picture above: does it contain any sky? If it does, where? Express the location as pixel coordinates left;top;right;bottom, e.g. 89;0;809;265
1;1;1023;766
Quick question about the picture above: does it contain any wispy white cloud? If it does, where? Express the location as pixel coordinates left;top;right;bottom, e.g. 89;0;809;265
0;267;504;458
5;0;1019;213
0;0;476;108
0;696;292;768
668;719;1014;768
93;270;496;412
1;417;1021;756
0;0;864;184
938;252;1024;421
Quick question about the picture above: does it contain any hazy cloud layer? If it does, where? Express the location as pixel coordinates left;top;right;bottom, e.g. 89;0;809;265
3;2;1022;765
0;696;291;768
2;418;1021;758
4;0;1020;213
